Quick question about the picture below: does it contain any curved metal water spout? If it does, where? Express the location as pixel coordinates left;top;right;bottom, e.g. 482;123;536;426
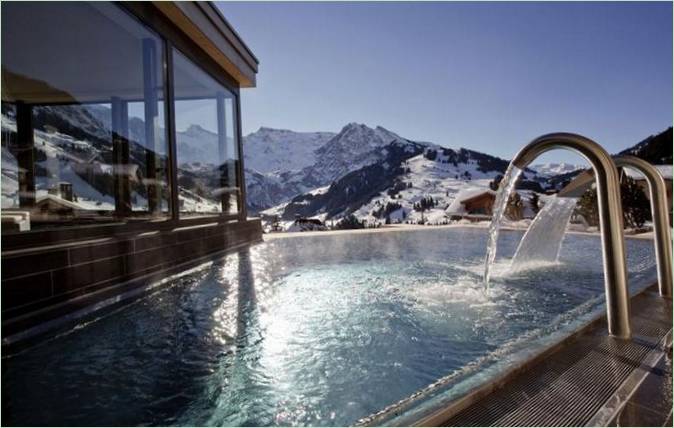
511;133;631;339
614;155;672;298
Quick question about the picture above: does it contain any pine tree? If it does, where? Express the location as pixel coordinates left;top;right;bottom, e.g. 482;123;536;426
530;193;540;214
621;176;651;228
489;174;503;191
577;187;599;227
577;177;651;229
335;214;365;230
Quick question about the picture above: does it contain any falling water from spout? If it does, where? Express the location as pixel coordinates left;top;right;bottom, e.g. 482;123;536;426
510;197;577;271
483;163;522;287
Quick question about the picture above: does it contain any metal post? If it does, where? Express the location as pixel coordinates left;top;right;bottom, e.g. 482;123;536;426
111;97;131;217
216;92;231;214
511;133;632;339
234;91;247;221
164;43;180;223
614;156;672;298
143;38;160;215
15;102;35;208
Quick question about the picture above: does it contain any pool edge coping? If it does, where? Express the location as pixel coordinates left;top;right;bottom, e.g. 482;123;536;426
263;224;656;241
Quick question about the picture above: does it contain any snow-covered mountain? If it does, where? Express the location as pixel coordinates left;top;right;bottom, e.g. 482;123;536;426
531;162;584;177
242;123;427;213
2;109;120;211
255;125;547;226
176;124;220;164
618;127;672;165
1;105;224;213
306;123;412;182
243;127;335;173
539;127;673;191
10;102;667;231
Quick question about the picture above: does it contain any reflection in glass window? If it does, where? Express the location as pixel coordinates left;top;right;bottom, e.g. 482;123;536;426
126;100;169;213
173;49;240;215
1;2;170;232
1;103;19;211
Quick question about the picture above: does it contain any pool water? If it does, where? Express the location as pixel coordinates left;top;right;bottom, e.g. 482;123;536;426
2;228;657;426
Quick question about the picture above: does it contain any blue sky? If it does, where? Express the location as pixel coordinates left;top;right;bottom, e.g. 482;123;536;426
217;1;672;164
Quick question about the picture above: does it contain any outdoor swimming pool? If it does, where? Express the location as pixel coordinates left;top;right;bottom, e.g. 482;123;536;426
2;227;657;426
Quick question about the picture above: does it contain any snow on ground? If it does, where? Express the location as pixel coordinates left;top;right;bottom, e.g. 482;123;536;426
260;201;290;218
352;153;498;225
445;187;495;214
623;164;673;180
531;162;585;177
179;189;221;213
2;116;118;211
261;150;550;231
243;127;335;174
37;162;116;211
347;152;551;227
2;147;19;208
308;185;331;196
1;112;212;214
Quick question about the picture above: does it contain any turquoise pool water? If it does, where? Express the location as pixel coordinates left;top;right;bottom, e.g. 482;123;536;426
2;228;657;426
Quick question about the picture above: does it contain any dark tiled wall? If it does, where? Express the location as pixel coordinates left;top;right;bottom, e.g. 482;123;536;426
2;219;262;337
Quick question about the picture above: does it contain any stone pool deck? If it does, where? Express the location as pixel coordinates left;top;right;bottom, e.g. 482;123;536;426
413;284;672;427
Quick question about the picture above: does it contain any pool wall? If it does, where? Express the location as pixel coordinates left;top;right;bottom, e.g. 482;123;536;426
1;219;262;341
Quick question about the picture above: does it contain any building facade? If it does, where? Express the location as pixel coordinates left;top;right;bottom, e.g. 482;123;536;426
1;1;262;340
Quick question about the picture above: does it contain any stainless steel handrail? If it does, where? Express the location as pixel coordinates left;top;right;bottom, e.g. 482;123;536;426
511;133;631;339
614;155;672;298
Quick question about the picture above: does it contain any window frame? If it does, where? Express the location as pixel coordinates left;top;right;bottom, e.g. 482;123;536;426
169;46;242;217
126;0;246;223
1;1;249;246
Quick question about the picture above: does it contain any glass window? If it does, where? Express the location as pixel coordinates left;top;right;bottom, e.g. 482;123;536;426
1;2;170;232
1;103;19;211
172;49;240;216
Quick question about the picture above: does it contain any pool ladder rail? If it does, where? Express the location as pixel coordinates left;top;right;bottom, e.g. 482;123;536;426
613;155;672;299
510;133;633;338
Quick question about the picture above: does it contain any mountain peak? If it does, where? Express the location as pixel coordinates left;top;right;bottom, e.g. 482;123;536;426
255;126;294;134
242;127;336;174
184;123;212;135
340;122;370;132
531;162;584;177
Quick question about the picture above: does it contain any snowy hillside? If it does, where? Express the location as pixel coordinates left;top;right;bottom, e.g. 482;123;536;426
307;123;412;183
266;125;671;230
243;127;335;173
176;124;220;164
531;162;584;177
261;136;547;227
1;105;221;213
10;102;667;231
268;139;426;221
351;151;499;225
243;123;423;213
2;111;117;211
